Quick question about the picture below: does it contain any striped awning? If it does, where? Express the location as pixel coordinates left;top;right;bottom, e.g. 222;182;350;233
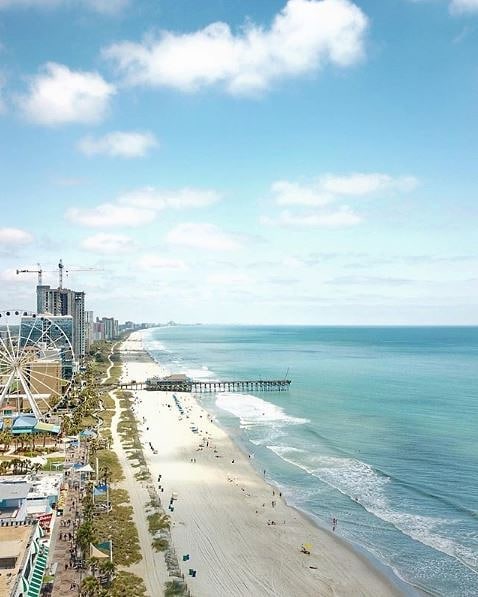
22;577;29;592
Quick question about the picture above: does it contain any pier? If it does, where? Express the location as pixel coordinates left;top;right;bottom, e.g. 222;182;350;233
117;378;291;393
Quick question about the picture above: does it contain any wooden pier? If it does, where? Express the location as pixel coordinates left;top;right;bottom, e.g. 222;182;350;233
118;378;291;393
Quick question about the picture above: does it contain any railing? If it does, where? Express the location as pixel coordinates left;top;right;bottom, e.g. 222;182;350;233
116;379;291;393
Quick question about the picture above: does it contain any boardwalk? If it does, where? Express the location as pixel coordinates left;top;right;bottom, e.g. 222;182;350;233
118;379;291;393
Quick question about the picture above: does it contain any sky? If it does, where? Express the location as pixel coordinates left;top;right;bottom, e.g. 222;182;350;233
0;0;477;325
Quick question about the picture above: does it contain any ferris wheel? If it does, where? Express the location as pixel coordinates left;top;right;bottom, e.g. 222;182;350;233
0;310;74;421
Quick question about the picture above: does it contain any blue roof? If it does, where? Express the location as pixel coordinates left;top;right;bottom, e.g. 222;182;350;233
79;429;96;437
12;415;38;433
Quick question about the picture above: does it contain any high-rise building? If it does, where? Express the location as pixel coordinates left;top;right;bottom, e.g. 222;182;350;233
101;317;118;341
20;315;74;379
85;310;94;351
36;286;86;358
74;291;86;357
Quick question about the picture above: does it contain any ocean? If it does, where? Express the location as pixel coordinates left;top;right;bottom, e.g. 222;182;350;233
142;325;478;596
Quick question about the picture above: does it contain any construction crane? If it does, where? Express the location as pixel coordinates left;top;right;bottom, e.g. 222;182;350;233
16;263;44;285
17;260;101;289
58;259;101;289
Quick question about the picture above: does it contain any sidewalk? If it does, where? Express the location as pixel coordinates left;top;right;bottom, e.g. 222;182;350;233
50;446;88;596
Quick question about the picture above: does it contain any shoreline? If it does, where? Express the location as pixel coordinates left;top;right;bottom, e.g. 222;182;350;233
120;332;411;597
202;414;420;596
198;403;422;597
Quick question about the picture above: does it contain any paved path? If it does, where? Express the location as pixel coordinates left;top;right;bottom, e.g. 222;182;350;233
109;369;168;596
50;445;88;595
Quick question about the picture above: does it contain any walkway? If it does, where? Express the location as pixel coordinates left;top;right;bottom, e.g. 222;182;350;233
50;444;88;595
108;350;168;596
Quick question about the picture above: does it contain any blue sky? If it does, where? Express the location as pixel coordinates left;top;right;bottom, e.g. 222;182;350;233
0;0;477;324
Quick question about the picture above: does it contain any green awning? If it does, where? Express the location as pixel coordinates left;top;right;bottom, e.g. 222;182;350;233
33;422;60;434
27;546;49;597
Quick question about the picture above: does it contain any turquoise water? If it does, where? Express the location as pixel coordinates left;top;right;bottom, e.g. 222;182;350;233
143;325;478;596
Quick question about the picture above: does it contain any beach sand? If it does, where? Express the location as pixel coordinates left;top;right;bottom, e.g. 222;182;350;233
119;333;404;597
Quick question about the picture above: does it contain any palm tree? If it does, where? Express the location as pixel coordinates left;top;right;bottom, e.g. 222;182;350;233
29;432;36;454
0;460;10;476
5;430;13;451
40;431;49;449
31;462;42;475
61;416;73;436
76;521;95;556
82;491;94;521
0;430;6;452
98;559;115;586
80;575;104;597
99;465;112;487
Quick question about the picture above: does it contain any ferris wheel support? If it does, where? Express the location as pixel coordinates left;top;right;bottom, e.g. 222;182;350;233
0;310;74;422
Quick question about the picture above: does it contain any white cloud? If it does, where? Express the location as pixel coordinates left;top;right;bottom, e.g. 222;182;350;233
0;0;128;14
321;173;418;195
267;172;416;227
450;0;478;14
66;204;154;228
273;208;361;227
65;187;220;230
166;223;241;251
118;187;222;210
272;173;418;206
18;63;115;125
81;233;135;254
78;131;158;158
272;180;333;206
104;0;368;95
137;255;187;270
0;227;34;245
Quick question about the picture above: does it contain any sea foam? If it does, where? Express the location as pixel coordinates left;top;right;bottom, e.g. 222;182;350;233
268;446;478;573
216;392;309;429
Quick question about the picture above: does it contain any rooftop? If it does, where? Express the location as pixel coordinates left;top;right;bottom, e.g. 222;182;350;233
0;482;31;501
0;524;35;596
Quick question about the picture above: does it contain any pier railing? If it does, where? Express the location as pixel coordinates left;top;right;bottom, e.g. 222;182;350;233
116;379;291;393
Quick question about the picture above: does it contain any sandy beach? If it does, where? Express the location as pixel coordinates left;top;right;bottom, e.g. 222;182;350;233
119;332;405;597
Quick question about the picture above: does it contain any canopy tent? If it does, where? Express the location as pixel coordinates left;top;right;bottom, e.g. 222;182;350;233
90;541;112;560
33;421;60;434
